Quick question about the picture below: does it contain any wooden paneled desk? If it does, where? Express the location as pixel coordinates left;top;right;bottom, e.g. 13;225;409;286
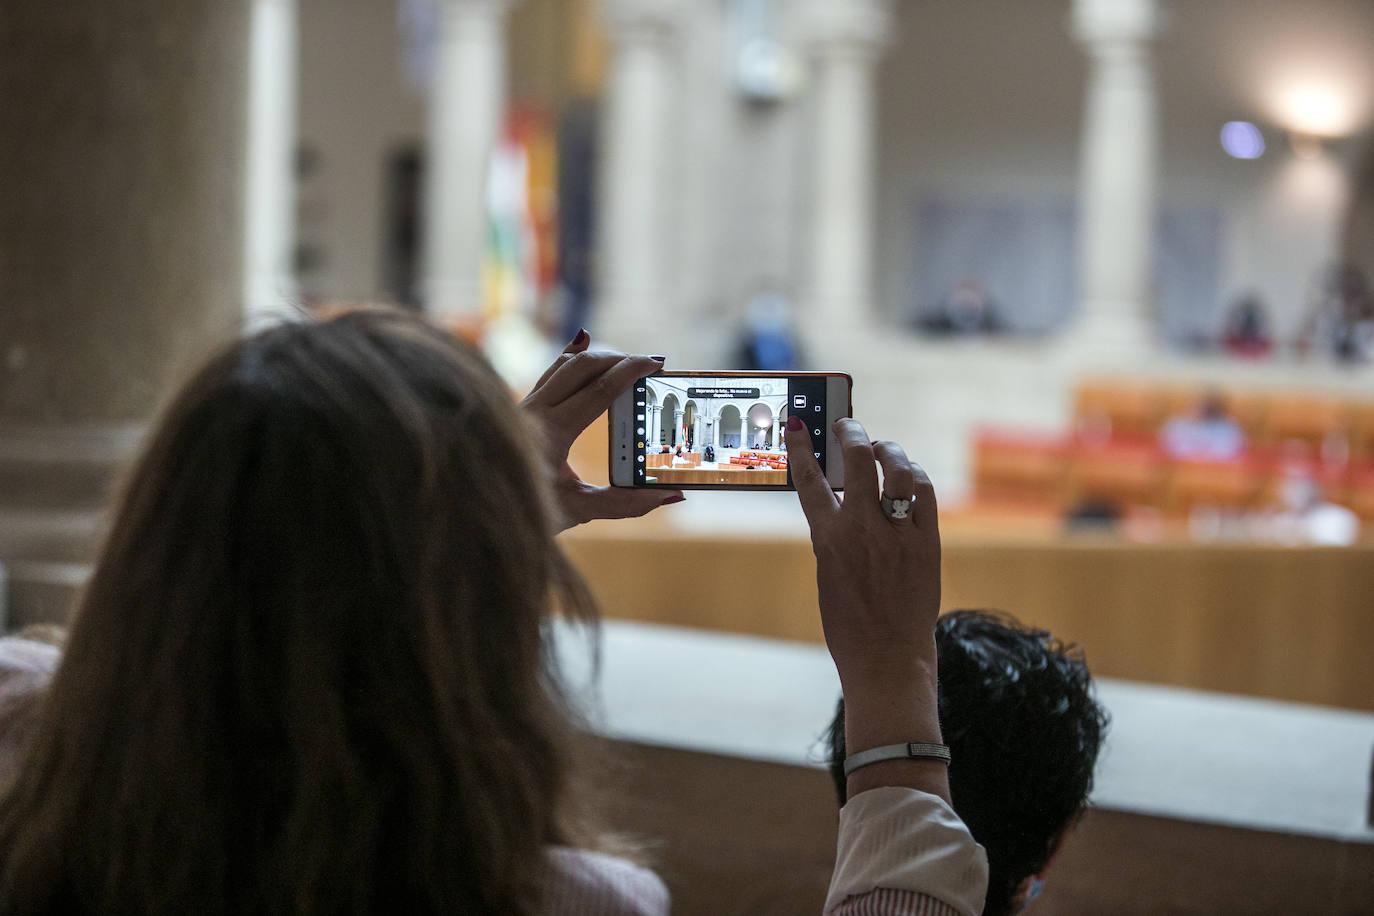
561;523;1374;712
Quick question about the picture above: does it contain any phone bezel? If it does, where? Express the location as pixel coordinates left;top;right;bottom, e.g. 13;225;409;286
609;370;852;491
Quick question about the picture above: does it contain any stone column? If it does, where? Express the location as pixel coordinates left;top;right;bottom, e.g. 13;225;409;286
0;0;251;625
1071;0;1161;348
243;0;298;317
649;405;662;445
423;0;516;320
596;0;678;349
672;409;684;447
797;0;892;334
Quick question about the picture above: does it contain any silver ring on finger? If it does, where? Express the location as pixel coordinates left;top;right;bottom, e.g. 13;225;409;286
881;494;914;520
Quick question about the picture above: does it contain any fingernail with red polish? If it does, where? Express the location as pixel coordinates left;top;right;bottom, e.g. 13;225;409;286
572;328;589;347
787;416;803;431
661;494;686;505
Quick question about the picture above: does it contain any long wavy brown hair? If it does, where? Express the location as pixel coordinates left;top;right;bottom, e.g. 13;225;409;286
0;308;601;914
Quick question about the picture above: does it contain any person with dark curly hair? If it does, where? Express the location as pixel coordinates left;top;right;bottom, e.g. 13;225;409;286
826;610;1108;915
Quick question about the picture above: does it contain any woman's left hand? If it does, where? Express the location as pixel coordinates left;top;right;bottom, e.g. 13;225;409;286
521;330;685;532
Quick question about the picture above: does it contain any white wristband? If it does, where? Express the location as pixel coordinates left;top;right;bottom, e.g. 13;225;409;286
843;741;951;777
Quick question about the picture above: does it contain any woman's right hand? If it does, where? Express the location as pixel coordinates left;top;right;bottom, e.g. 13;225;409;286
784;416;948;802
520;331;684;531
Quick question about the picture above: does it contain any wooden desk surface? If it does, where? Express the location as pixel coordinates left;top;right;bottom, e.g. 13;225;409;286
561;522;1374;712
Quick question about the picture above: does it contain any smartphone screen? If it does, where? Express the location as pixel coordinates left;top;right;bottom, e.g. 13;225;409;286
609;371;851;490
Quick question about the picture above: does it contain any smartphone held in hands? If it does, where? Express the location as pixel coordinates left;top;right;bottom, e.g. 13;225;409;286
609;370;852;490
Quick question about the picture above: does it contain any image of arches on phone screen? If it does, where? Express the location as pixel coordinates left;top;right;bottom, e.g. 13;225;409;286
633;375;826;487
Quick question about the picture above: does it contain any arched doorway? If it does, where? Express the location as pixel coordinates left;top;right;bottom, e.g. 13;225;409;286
718;404;742;449
747;402;774;449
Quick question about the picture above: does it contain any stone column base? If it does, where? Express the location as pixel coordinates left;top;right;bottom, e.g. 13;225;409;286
0;424;144;628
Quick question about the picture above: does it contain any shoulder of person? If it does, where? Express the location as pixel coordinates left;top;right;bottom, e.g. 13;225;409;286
0;637;60;703
543;846;669;916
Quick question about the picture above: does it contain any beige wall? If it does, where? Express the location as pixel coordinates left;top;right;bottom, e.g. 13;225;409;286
875;0;1374;338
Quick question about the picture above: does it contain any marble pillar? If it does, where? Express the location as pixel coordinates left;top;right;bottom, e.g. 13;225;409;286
797;0;891;335
243;0;298;318
0;0;251;625
423;0;516;320
596;0;678;349
1071;0;1161;349
672;409;684;447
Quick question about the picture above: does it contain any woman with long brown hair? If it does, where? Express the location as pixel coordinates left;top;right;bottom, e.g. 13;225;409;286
0;307;987;914
0;309;675;913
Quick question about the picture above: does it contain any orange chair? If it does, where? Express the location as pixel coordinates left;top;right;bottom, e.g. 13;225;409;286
1255;451;1351;510
1343;465;1374;520
1164;458;1265;517
1073;379;1167;442
1065;441;1168;511
1259;393;1353;458
1222;389;1270;443
1349;401;1374;462
971;429;1069;509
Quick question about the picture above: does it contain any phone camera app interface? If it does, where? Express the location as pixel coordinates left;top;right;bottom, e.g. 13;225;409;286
636;376;825;487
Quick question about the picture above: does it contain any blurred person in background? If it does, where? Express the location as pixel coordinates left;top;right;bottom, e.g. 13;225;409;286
736;287;802;371
1299;264;1374;363
915;277;1005;337
1264;467;1360;546
1159;391;1246;461
827;610;1108;916
1219;294;1273;358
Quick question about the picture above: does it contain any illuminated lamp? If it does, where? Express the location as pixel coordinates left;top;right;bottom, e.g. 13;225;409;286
1220;121;1265;159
